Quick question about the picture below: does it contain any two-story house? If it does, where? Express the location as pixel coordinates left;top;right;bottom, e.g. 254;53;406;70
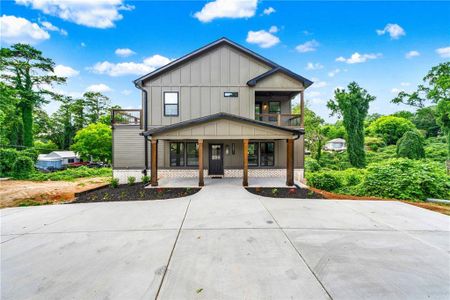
111;38;312;186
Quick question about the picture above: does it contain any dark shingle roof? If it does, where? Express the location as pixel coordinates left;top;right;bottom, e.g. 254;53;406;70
134;37;312;88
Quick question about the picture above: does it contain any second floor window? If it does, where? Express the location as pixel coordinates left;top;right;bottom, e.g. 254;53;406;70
164;92;179;116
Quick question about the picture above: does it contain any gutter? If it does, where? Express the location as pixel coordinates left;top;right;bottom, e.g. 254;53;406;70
134;80;149;176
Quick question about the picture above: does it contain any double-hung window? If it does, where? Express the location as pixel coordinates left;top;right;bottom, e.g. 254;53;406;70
164;92;179;116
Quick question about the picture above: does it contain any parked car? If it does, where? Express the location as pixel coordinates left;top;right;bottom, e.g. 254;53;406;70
67;161;89;168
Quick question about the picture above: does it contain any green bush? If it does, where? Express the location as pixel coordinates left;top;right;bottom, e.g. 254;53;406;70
12;156;34;178
362;158;450;200
110;177;119;188
305;158;321;172
19;148;39;162
28;167;112;181
319;151;352;170
367;116;416;145
141;175;150;184
306;172;342;191
127;176;136;186
0;148;18;175
396;131;425;159
365;137;385;152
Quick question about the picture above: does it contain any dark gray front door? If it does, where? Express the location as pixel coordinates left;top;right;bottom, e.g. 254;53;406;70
209;144;224;175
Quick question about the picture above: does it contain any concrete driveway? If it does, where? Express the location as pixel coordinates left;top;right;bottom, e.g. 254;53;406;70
1;183;450;300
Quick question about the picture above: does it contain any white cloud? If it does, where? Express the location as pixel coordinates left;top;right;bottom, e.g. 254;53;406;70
115;48;136;57
121;89;132;96
295;40;319;53
90;54;172;77
376;23;405;39
305;62;324;70
311;78;327;89
263;7;276;15
400;82;410;87
86;83;112;93
40;20;67;36
15;0;134;29
436;46;450;58
336;52;382;64
328;68;341;77
0;15;50;44
194;0;257;23
246;30;280;48
405;50;420;59
391;88;404;94
53;65;79;77
269;25;278;33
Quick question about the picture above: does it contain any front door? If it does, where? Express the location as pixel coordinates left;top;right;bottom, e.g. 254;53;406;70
209;144;224;175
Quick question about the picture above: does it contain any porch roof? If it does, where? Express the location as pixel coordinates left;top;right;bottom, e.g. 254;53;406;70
141;112;304;140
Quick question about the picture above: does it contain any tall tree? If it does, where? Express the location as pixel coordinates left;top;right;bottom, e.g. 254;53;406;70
0;82;19;145
51;96;75;149
327;82;375;168
71;98;87;132
83;92;110;124
0;44;66;147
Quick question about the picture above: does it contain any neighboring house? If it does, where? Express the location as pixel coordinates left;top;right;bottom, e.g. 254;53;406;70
36;151;79;170
112;37;313;186
324;138;347;152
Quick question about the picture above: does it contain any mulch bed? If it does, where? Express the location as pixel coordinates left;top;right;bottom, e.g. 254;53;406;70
73;183;200;203
246;187;325;199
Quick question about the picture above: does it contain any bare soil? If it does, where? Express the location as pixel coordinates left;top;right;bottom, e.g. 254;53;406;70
0;177;109;208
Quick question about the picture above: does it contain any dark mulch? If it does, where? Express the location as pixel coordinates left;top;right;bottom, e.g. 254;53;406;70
246;187;326;199
73;183;200;203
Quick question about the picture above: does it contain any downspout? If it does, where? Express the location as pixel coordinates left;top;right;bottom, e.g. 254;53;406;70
135;81;149;176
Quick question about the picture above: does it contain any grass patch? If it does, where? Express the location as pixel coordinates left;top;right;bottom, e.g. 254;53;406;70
17;199;52;207
26;167;112;181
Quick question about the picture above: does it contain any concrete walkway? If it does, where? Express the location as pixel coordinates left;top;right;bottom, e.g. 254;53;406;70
1;184;450;299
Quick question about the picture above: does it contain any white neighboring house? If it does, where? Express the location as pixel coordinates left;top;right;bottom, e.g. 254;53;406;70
36;151;80;170
324;138;347;152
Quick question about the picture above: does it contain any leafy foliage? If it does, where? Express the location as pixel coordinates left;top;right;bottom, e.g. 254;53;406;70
0;148;19;175
364;137;385;152
110;178;119;188
327;82;375;168
127;176;136;186
71;123;112;162
34;140;58;153
12;156;34;178
367;116;416;145
396;131;425;159
362;159;449;200
27;167;112;181
306;172;342;191
305;157;321;172
413;106;440;137
141;175;150;184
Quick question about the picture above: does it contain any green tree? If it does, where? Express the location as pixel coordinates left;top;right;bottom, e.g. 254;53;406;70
327;82;375;168
392;110;414;121
397;131;425;159
0;44;66;147
0;82;19;145
71;123;112;162
33;108;53;141
413;106;440;137
367;116;416;145
71;98;87;132
83;92;111;124
435;99;450;158
51;95;76;149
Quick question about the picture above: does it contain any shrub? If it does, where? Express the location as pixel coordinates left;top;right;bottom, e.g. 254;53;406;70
127;176;136;186
364;137;385;152
12;156;34;178
19;148;39;162
0;148;18;175
28;167;111;181
367;116;416;145
319;151;352;170
141;175;150;184
362;158;450;200
305;158;321;172
396;131;425;159
306;172;342;191
110;177;119;188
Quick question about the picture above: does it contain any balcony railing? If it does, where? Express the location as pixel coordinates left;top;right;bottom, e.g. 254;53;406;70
255;113;302;127
112;109;142;127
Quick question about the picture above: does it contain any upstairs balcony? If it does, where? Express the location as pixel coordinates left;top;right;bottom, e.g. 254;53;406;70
111;109;142;128
255;113;302;128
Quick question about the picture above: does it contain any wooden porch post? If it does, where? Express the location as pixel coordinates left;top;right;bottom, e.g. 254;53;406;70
300;90;305;128
286;138;294;186
198;139;204;186
243;139;249;186
151;139;158;186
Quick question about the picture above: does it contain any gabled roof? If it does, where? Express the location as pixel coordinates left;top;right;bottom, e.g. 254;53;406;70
247;67;313;87
46;151;78;158
134;37;313;88
141;112;304;137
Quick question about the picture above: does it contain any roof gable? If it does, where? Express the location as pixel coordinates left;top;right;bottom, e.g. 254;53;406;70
134;37;312;88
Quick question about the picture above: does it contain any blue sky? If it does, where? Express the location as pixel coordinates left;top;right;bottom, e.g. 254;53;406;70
1;0;449;122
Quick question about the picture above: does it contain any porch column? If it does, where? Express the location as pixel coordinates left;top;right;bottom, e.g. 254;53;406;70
243;139;249;186
286;138;294;186
300;90;305;128
151;139;158;186
198;139;204;186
